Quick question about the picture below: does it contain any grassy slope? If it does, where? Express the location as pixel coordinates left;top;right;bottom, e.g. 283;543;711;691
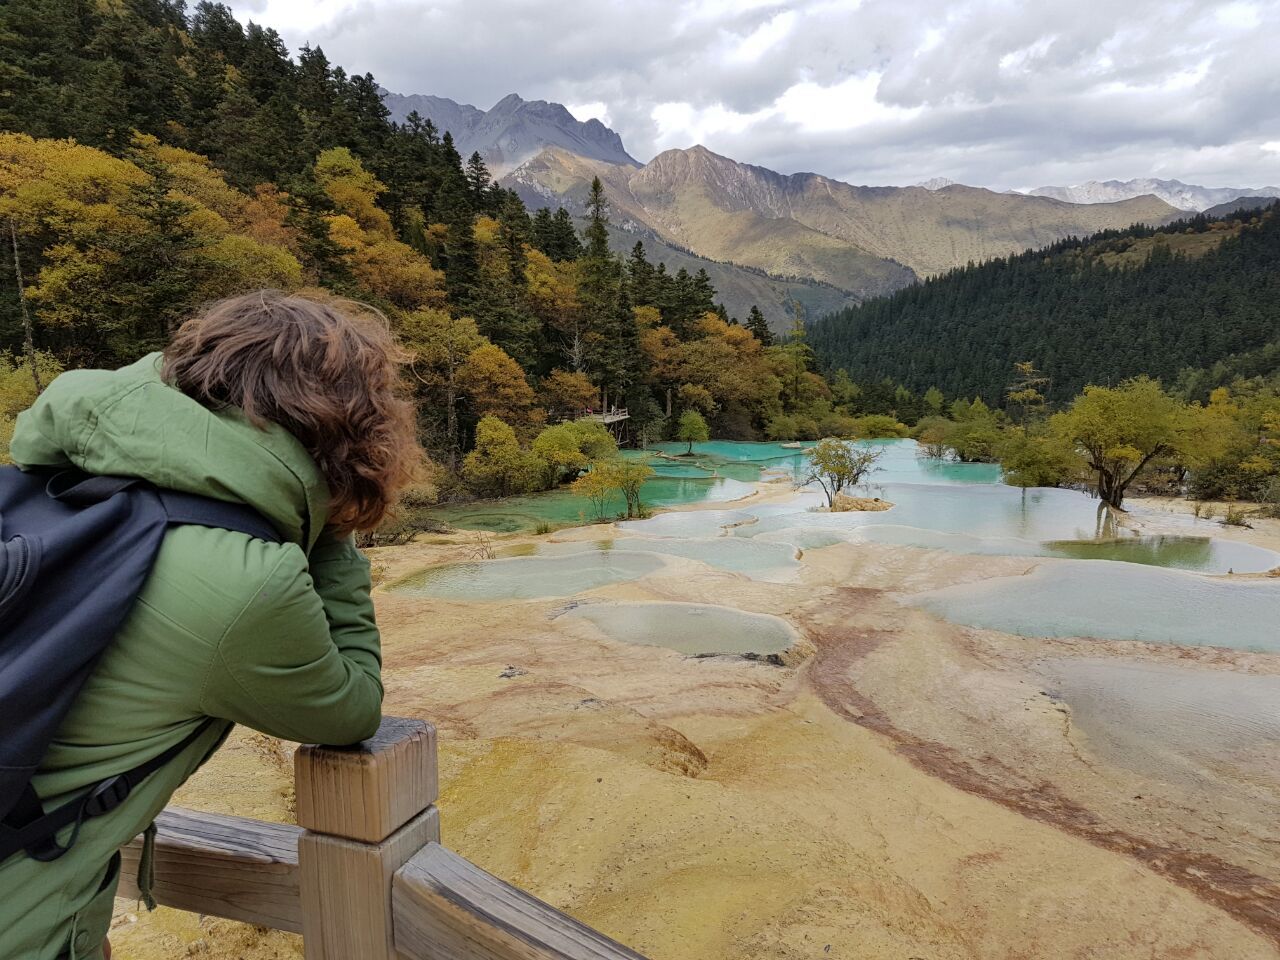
778;179;1182;278
504;149;869;329
507;147;1182;297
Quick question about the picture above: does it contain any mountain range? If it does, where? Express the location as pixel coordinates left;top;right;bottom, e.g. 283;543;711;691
380;91;636;175
380;90;1264;327
503;144;1178;304
1027;178;1280;211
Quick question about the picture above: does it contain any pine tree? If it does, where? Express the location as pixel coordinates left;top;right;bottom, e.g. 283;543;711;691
239;22;293;103
746;304;773;345
583;177;610;259
345;72;391;159
435;173;479;309
627;242;657;306
530;208;555;256
190;2;246;64
548;207;582;261
577;177;622;386
464;152;492;207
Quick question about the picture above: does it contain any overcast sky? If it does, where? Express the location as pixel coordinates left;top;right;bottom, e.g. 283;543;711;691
224;0;1280;190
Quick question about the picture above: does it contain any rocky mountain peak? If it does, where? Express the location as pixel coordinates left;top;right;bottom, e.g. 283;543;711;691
381;89;637;175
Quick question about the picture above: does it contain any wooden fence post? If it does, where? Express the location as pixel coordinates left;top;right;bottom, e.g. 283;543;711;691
296;716;439;959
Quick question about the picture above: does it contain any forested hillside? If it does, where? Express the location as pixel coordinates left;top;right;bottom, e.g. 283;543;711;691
808;206;1280;405
2;0;928;503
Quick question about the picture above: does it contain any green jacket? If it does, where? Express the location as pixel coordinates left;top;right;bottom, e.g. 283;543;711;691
1;354;384;960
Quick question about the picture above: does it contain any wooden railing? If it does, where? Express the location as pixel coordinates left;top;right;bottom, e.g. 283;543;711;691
119;717;648;960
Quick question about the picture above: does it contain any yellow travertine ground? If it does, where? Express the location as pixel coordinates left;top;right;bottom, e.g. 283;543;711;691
112;493;1280;959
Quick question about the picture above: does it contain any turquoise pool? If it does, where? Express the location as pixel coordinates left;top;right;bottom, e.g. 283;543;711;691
504;537;800;582
389;552;665;600
558;601;797;655
912;563;1280;653
426;439;998;533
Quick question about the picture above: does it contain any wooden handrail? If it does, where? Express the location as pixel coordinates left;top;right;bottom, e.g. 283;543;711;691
117;717;647;960
393;842;648;960
118;808;303;932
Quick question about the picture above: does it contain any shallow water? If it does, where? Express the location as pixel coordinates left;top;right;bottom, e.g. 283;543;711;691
417;438;1280;649
390;552;665;600
559;601;796;655
429;439;1001;533
912;562;1280;652
503;537;801;582
427;475;756;533
843;525;1277;574
619;509;759;539
1039;657;1280;789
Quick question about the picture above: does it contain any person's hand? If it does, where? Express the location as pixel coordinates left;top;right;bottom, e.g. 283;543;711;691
102;937;112;960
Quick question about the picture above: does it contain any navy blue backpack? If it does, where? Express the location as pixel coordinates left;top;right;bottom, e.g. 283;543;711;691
0;466;281;863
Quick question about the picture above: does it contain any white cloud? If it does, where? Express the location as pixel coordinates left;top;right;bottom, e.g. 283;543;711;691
726;10;797;64
565;101;612;125
774;73;922;133
1216;1;1263;28
226;0;357;33
221;0;1280;190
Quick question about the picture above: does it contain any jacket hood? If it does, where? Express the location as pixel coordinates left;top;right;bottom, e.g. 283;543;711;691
10;353;328;550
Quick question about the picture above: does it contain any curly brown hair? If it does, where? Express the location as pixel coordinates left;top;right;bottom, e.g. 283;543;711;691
163;290;420;534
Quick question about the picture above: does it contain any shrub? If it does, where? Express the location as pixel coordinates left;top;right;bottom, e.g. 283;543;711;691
849;414;909;439
531;420;617;486
1222;503;1254;527
462;416;545;497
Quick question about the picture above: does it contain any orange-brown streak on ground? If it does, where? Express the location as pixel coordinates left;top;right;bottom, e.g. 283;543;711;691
802;589;1280;947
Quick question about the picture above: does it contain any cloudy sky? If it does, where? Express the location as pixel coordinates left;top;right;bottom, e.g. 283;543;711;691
224;0;1280;190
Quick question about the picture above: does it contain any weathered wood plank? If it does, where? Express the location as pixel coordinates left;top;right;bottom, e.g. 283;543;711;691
295;716;438;843
117;808;303;933
392;843;650;960
299;806;440;960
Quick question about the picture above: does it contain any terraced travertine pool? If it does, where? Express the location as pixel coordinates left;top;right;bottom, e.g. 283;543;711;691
912;562;1280;652
558;601;797;655
390;552;665;600
376;438;1280;956
406;439;1280;652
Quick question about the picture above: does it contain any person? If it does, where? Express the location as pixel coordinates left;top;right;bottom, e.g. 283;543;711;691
0;291;420;960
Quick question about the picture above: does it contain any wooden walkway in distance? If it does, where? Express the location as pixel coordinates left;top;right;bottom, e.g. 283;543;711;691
118;716;648;960
581;408;629;425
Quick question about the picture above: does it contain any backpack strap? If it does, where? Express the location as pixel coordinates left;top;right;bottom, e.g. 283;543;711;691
45;472;139;507
158;490;282;543
0;717;219;864
0;475;280;866
40;470;282;543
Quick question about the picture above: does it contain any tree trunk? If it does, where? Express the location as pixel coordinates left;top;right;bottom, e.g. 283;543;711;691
9;219;40;394
445;370;458;467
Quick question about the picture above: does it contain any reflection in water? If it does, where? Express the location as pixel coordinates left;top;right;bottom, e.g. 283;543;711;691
913;562;1280;652
559;601;796;655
